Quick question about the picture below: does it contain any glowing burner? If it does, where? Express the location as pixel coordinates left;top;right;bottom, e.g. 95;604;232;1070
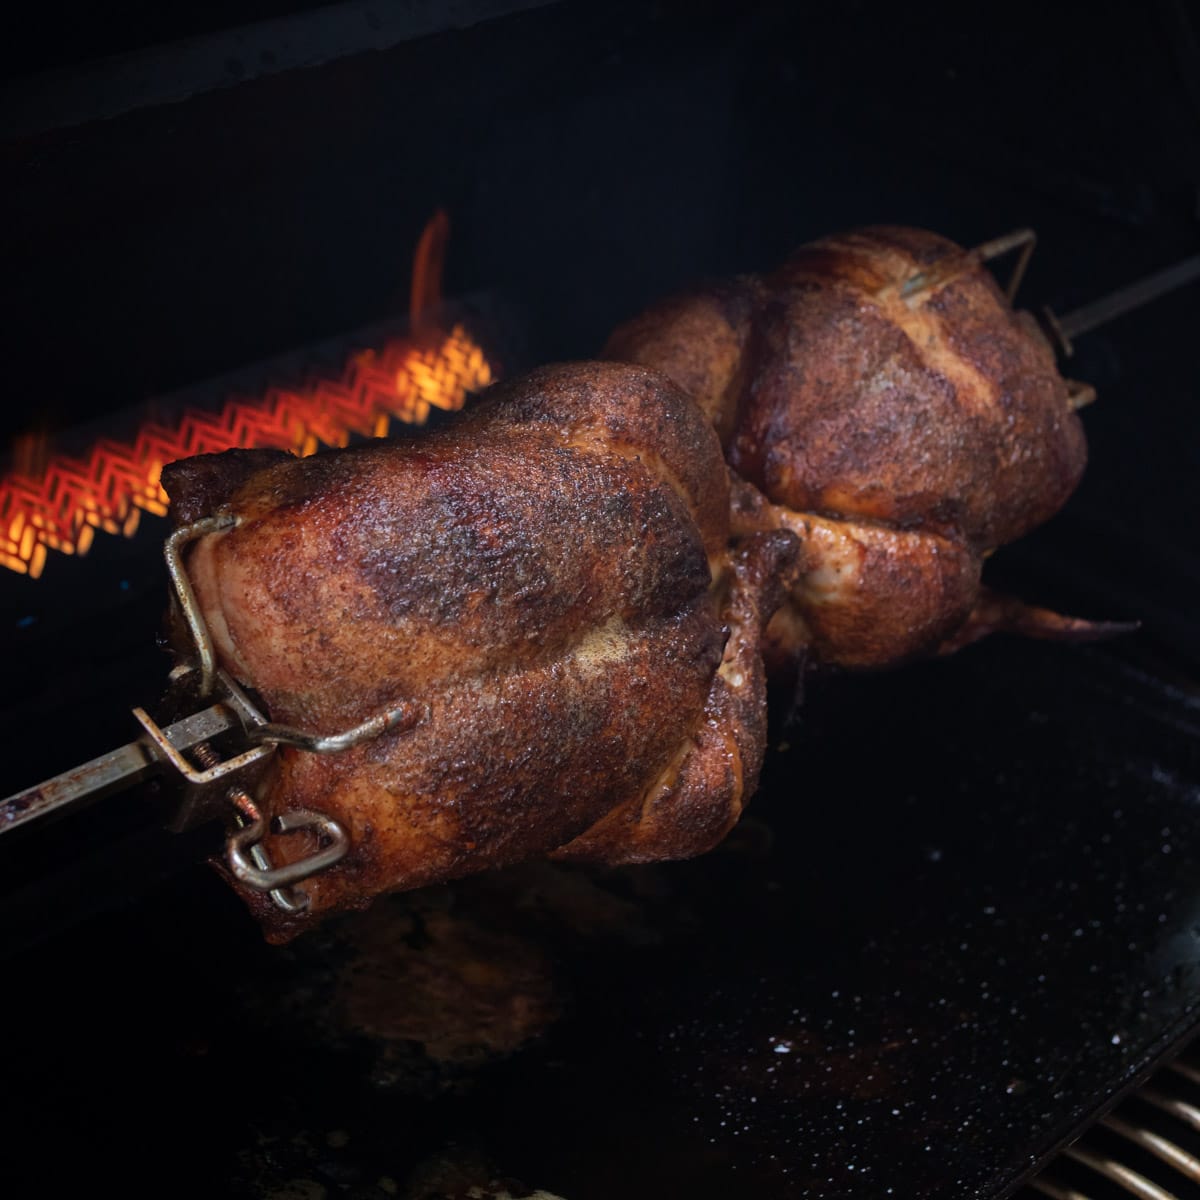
0;214;493;578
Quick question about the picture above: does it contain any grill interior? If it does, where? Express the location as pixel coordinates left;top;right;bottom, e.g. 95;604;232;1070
2;2;1199;1197
1025;1044;1200;1200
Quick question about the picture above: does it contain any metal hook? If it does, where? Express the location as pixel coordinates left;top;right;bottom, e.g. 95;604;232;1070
1065;379;1097;410
226;796;349;904
163;515;419;912
895;228;1037;305
164;514;240;697
250;701;426;753
973;227;1037;304
131;705;274;785
165;518;426;753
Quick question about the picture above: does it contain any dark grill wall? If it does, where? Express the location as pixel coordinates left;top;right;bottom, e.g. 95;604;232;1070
4;2;1197;416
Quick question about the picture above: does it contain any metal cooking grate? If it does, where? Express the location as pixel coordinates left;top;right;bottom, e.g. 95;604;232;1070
1020;1047;1200;1199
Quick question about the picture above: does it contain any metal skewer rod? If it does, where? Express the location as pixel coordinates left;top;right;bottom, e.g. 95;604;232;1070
0;702;239;834
1044;251;1200;355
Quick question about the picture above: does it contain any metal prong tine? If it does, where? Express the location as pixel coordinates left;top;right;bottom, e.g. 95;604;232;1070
1165;1061;1200;1089
896;227;1037;304
1138;1088;1200;1135
251;701;425;754
1066;380;1097;411
1102;1114;1200;1183
1041;303;1074;358
164;514;239;697
973;227;1037;304
1061;1144;1182;1200
1027;1174;1096;1200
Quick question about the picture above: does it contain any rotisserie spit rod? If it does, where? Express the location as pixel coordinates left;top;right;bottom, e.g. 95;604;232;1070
4;231;1195;936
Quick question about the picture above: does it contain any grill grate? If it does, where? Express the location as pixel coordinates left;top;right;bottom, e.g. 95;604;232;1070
1023;1049;1200;1199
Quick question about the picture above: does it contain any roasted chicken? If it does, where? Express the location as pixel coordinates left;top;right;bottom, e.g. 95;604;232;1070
162;362;796;940
160;227;1122;937
605;225;1115;670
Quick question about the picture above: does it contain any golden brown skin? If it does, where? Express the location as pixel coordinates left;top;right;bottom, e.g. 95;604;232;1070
162;362;795;940
606;225;1100;669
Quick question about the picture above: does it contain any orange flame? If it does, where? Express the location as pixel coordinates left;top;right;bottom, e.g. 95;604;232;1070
410;208;450;331
0;217;494;579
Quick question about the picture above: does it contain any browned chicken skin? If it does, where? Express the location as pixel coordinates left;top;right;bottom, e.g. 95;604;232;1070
605;225;1110;670
163;362;796;940
159;228;1118;936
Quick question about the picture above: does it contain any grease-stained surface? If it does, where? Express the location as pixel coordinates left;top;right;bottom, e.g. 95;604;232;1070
6;635;1200;1199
